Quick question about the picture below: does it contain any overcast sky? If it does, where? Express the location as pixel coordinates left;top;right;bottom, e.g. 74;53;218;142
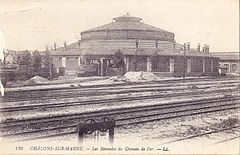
0;0;239;59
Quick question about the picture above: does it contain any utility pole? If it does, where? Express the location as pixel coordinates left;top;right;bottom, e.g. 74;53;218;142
49;55;53;80
3;50;6;69
183;43;186;81
2;49;8;86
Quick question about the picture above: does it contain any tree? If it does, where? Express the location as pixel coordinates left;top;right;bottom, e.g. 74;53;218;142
111;49;125;68
42;51;51;68
110;49;125;75
16;50;34;80
17;50;32;65
41;51;58;79
32;50;42;74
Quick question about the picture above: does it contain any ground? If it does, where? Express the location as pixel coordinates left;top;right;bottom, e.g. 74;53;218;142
1;73;239;155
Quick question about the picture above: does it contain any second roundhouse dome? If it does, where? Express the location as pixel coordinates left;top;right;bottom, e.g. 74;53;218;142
81;13;175;42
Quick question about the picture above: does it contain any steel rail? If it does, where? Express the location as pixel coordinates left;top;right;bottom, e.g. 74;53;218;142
1;87;238;113
3;80;238;102
8;104;240;141
1;96;239;138
165;126;240;144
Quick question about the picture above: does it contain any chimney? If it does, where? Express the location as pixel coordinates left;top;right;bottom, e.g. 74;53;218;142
202;45;206;53
187;42;190;51
183;43;187;52
197;43;200;52
155;40;158;49
135;40;139;50
54;42;57;50
78;40;81;49
205;45;209;54
173;43;176;51
64;41;67;51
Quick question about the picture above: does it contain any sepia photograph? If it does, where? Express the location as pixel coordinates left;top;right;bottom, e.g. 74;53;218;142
0;0;239;154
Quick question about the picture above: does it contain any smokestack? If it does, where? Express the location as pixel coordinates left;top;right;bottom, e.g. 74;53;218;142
155;40;158;49
197;43;200;52
187;42;190;51
183;43;187;52
205;45;209;54
54;42;57;50
136;40;139;50
78;40;81;49
64;41;67;51
202;44;206;53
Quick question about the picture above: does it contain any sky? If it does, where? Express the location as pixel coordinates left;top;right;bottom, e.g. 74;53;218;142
0;0;239;59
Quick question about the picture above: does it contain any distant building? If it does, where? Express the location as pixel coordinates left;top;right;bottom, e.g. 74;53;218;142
50;13;219;76
211;52;239;73
0;50;18;69
0;50;19;84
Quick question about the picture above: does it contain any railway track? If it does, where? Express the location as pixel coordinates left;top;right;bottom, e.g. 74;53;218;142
1;96;239;141
2;79;239;106
0;77;239;141
165;126;240;144
4;77;223;93
1;86;238;113
3;78;239;102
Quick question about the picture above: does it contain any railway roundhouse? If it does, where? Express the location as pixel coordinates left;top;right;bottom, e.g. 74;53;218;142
51;13;219;77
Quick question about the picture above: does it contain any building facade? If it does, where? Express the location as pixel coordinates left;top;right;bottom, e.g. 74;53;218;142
211;52;239;74
50;14;219;77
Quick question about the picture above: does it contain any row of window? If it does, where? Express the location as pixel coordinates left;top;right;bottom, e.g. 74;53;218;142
59;57;79;60
223;63;238;72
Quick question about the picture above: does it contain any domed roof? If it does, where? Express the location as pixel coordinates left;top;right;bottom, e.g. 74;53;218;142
113;13;142;22
82;13;173;33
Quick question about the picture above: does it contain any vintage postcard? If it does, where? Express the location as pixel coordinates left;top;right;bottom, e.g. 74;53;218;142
0;0;239;154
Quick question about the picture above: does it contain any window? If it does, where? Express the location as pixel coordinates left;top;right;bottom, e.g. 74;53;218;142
231;64;237;72
223;64;229;71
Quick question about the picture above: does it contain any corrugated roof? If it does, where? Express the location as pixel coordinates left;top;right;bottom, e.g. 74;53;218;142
211;52;239;60
51;47;217;58
82;14;173;34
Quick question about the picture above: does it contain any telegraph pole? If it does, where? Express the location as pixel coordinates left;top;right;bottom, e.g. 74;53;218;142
49;55;53;80
183;43;186;81
2;49;8;86
3;50;6;69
